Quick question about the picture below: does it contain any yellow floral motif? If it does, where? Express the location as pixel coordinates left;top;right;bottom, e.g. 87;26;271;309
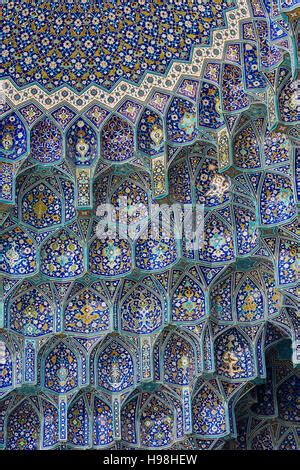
241;284;258;320
177;355;190;372
33;193;48;220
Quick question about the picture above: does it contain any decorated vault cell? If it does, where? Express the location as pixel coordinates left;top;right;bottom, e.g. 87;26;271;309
0;223;38;277
168;144;231;208
198;82;223;130
41;339;81;394
119;277;165;336
89;235;132;278
199;212;235;264
66;119;98;167
221;64;250;113
88;215;133;278
1;0;242;92
232;194;259;256
166;97;197;144
6;282;54;337
40;229;85;279
276;236;298;287
192;381;229;438
0;161;15;204
103;170;151;228
278;75;300;125
225;349;300;450
137;109;164;157
135;215;179;272
171;272;206;324
0;336;14;390
65;119;98;210
67;391;116;448
259;171;296;226
214;328;256;380
210;264;283;324
63;285;111;336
